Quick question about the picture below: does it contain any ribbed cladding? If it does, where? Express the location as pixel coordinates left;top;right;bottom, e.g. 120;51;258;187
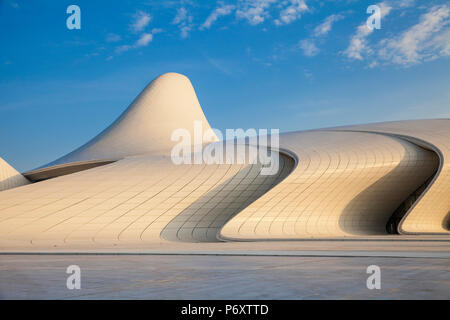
0;157;29;191
386;174;437;234
220;130;440;239
161;152;296;242
326;119;450;234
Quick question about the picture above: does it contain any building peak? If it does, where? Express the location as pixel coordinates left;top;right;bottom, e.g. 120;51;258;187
42;72;216;168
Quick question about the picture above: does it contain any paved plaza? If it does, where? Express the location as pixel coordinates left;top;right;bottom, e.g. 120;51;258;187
1;249;449;299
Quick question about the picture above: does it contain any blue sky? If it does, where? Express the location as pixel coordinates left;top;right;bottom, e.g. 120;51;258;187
1;0;449;172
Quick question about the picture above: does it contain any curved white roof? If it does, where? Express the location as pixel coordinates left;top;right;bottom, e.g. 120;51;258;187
0;157;29;191
328;119;450;234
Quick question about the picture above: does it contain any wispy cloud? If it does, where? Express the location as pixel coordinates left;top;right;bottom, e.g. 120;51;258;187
136;33;153;47
344;24;374;60
201;3;235;30
274;0;308;26
235;0;309;26
313;14;344;36
344;2;392;60
8;1;19;9
298;13;345;57
115;45;132;54
206;57;234;75
172;7;194;38
115;28;162;54
236;0;276;25
173;7;188;24
113;9;163;55
299;39;319;56
344;2;450;67
377;4;450;65
106;33;121;43
130;11;152;33
397;0;415;8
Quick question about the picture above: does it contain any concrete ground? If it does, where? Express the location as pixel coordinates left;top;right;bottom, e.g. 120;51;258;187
2;237;450;255
0;251;449;299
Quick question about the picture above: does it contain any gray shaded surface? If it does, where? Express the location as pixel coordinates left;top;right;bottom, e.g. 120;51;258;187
2;250;450;258
0;255;448;299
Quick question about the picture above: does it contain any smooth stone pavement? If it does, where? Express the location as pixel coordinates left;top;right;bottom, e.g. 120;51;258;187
0;254;449;299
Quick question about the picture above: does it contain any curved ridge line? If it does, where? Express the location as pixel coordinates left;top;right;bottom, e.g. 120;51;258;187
217;148;298;242
324;129;446;236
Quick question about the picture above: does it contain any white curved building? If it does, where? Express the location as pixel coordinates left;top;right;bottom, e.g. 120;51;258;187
329;120;450;235
0;157;29;192
0;73;448;249
221;130;440;239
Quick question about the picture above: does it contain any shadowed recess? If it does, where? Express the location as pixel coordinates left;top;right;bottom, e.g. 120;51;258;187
443;211;450;231
339;141;439;235
23;159;117;182
386;174;437;234
161;153;295;242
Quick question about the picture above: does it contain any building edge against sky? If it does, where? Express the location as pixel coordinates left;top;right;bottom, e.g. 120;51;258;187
0;73;449;250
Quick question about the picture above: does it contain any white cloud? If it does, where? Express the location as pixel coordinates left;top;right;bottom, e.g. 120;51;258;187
211;0;310;27
274;0;308;26
136;33;153;47
106;33;121;43
114;10;161;54
344;24;373;60
180;25;192;38
236;0;276;25
344;2;392;60
130;11;152;33
377;4;450;65
398;0;415;8
115;45;132;54
298;13;344;57
173;7;188;24
172;7;194;38
313;14;344;37
201;3;235;30
151;28;164;35
299;39;319;56
431;27;450;56
115;29;161;54
343;2;450;67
